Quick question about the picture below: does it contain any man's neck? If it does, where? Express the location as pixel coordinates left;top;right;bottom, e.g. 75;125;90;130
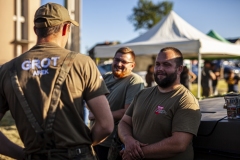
113;72;132;79
157;83;181;93
36;35;63;48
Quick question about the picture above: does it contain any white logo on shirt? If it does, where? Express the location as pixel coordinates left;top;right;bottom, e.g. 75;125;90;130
21;57;59;76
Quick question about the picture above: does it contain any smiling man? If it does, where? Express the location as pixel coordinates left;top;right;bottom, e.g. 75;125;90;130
89;47;145;160
118;47;201;160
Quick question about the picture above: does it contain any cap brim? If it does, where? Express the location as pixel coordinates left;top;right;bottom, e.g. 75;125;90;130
70;20;79;26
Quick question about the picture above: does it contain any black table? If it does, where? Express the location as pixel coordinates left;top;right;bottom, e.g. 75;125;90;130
193;97;240;160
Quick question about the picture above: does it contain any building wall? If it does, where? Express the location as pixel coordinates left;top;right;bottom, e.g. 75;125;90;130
0;0;40;65
28;0;41;48
0;0;80;65
66;0;81;53
0;0;15;64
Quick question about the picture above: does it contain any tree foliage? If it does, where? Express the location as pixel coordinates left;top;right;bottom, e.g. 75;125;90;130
128;0;173;31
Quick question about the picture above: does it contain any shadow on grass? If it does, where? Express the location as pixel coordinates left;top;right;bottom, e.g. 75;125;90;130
0;111;16;126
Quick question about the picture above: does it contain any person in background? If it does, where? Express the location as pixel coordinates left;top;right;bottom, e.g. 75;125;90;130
211;63;220;95
145;64;155;87
180;65;197;89
225;70;239;93
89;47;144;160
0;3;114;159
201;60;216;97
118;47;201;160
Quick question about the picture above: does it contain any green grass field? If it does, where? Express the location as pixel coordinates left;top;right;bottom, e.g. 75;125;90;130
191;78;229;98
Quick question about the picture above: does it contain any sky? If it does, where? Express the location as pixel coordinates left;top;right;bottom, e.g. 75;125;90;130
41;0;240;55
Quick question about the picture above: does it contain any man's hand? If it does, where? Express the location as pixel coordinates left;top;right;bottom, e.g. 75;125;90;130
122;137;147;160
87;95;114;145
118;115;147;160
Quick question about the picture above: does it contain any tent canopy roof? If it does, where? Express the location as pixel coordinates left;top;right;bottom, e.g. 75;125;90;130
207;30;230;43
95;11;240;59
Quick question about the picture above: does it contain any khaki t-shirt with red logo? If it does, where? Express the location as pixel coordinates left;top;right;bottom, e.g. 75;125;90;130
126;85;201;160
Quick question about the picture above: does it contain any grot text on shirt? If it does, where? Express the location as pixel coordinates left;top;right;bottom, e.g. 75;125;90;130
21;57;60;76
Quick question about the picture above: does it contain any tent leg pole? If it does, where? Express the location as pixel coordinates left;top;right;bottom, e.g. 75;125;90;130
197;52;202;99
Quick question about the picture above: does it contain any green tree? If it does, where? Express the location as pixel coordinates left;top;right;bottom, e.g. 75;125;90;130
129;0;173;31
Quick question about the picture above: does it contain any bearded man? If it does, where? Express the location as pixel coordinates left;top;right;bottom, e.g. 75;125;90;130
89;47;145;160
118;47;202;160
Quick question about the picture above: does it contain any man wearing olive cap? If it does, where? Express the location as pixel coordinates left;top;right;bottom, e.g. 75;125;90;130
0;3;114;160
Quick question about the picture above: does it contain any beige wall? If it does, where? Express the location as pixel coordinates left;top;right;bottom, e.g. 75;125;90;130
28;0;41;48
0;0;40;65
0;0;80;65
0;0;14;64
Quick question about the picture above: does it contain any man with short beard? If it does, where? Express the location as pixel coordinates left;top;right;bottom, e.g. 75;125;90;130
118;47;201;160
89;47;145;160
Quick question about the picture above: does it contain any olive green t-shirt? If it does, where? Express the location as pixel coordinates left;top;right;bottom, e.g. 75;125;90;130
126;85;201;160
0;42;109;154
98;72;144;147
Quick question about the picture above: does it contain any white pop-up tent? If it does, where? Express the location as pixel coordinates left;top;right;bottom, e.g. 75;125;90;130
94;11;240;98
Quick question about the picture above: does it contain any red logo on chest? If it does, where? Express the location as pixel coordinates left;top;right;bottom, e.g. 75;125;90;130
155;106;164;114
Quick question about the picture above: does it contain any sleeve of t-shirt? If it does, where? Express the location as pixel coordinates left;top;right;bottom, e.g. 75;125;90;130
0;95;8;114
83;57;109;101
125;96;135;117
125;90;143;117
0;66;9;114
125;74;144;105
172;96;201;136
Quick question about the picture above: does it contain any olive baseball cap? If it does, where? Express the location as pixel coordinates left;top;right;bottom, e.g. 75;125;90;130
34;3;79;28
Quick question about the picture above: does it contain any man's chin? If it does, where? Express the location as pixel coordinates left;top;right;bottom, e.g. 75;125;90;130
113;72;123;78
157;75;166;79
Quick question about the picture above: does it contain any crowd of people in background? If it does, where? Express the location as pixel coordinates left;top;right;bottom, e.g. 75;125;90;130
200;60;240;98
145;64;155;87
225;69;239;93
180;66;197;90
180;60;239;98
201;60;217;97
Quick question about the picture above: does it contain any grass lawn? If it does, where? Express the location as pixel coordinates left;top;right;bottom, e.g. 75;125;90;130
190;78;230;98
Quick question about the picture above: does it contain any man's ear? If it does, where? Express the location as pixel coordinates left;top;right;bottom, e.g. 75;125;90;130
62;24;69;36
178;65;183;75
130;62;136;70
33;26;37;35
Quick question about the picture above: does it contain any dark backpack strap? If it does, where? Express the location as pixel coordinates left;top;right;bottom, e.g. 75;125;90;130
10;70;44;134
45;51;77;133
9;51;77;135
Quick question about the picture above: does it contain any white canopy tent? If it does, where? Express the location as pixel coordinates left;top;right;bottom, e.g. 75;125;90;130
94;11;240;98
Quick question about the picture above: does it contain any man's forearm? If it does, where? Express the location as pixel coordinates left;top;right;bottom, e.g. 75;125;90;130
0;131;24;159
90;122;113;146
141;141;178;159
118;120;133;143
112;109;126;122
141;132;192;159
